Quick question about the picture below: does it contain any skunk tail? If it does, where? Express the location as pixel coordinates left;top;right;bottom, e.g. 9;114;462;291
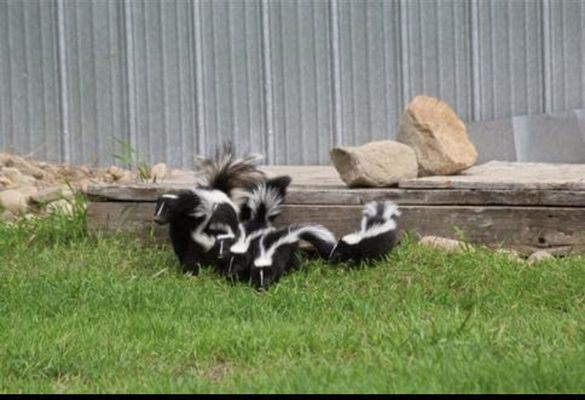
296;224;337;260
194;141;266;202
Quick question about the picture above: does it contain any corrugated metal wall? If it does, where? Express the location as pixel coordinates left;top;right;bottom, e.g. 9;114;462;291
1;0;584;167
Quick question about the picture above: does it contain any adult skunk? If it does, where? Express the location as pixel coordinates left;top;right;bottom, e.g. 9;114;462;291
328;200;401;264
250;224;336;291
153;143;265;274
214;175;292;282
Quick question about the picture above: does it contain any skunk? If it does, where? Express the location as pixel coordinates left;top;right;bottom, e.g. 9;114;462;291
250;224;336;291
328;200;401;264
214;175;292;282
154;143;265;274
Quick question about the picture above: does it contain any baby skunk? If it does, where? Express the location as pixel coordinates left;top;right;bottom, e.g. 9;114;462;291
329;200;401;264
214;175;292;283
250;224;336;291
153;191;216;274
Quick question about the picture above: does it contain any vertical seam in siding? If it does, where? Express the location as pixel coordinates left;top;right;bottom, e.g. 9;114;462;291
399;0;410;108
329;0;342;147
193;0;206;156
542;0;552;113
123;0;137;165
470;0;481;121
260;0;274;164
56;0;70;163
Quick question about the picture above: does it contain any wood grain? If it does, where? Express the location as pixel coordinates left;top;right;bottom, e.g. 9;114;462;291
400;161;585;190
87;202;585;255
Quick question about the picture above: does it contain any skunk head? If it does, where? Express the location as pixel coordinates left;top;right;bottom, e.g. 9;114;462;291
239;175;292;227
361;200;401;231
153;191;200;225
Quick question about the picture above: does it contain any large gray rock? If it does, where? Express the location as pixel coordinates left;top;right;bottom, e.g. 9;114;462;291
330;140;418;187
396;95;478;176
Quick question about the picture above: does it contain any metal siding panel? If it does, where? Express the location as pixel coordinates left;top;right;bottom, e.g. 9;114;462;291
195;0;265;162
3;0;585;167
269;0;333;165
62;1;126;166
0;0;61;161
401;0;472;121
337;0;401;147
548;0;585;112
474;0;544;120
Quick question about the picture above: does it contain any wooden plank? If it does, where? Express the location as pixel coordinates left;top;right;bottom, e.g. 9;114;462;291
86;185;585;207
87;202;585;255
400;161;585;190
86;162;585;205
259;165;345;187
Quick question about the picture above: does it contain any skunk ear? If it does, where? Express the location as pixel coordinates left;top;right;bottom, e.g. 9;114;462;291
266;175;292;197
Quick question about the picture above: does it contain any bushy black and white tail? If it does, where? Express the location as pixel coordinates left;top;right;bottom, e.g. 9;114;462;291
296;224;336;260
194;141;265;203
254;224;335;268
329;200;400;264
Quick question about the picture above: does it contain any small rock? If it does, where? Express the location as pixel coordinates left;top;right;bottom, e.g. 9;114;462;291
528;250;555;264
47;199;74;216
1;167;36;187
419;235;471;253
19;186;38;198
0;189;28;214
330;140;418;187
150;163;168;183
77;178;92;193
79;166;91;176
0;210;16;223
396;95;478;176
119;170;134;183
495;248;524;263
107;165;127;181
0;153;45;179
30;186;74;205
0;175;13;188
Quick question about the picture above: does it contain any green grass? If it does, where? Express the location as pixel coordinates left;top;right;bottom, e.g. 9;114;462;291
0;200;584;393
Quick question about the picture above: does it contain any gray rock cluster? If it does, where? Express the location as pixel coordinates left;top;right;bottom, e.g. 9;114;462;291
330;95;479;187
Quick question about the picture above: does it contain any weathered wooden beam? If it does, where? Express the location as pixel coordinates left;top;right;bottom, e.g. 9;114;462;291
86;185;585;207
400;161;585;190
87;202;585;255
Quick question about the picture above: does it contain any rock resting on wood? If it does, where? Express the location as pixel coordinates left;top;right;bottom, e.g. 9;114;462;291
152;142;401;291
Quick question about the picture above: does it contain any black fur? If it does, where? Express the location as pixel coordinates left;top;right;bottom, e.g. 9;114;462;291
329;200;400;264
153;191;213;274
249;224;334;291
